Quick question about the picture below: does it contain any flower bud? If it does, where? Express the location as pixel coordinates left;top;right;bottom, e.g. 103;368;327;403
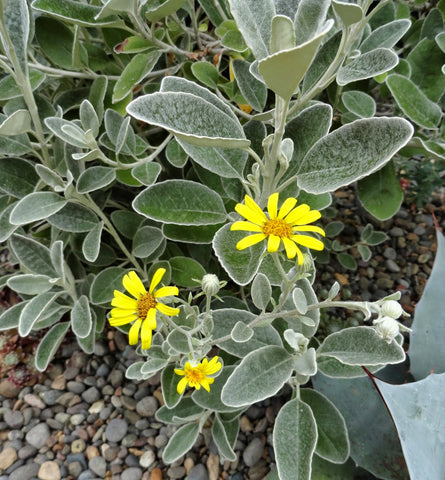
381;300;403;319
201;274;220;296
284;330;308;353
374;316;400;343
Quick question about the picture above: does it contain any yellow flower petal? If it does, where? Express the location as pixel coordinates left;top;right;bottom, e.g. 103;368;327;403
146;307;157;330
295;245;304;265
284;204;311;225
174;368;185;376
177;376;188;394
156;303;180;317
236;233;266;250
245;195;267;220
293;210;321;225
231;221;263;232
109;314;137;326
267;234;281;252
282;237;297;259
200;378;213;392
110;307;136;318
123;271;146;299
149;268;166;294
278;197;297;219
292;235;324;250
111;291;138;309
128;318;142;345
202;357;222;375
267;192;279;219
141;319;153;350
293;225;326;236
154;286;178;299
235;203;267;226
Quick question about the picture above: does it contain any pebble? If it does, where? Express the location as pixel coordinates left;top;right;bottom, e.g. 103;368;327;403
25;422;50;449
71;439;86;453
8;463;40;480
89;456;107;477
385;259;401;273
243;437;264;467
122;467;143;480
82;387;101;404
38;461;61;480
167;466;187;479
105;418;128;442
18;445;37;460
40;390;62;406
23;393;45;409
186;464;209;480
0;447;17;470
136;396;158;417
139;449;156;468
4;410;24;429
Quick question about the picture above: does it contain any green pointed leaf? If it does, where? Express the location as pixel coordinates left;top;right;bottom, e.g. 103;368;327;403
274;398;318;480
165;138;188;167
212;415;237;461
35;321;70;372
113;51;161;103
0;70;46;101
1;0;30;72
9;234;57;277
162;223;221;244
133;180;226;226
374;373;445;480
82;221;104;263
259;20;333;100
213;223;265;286
71;295;92;338
9;192;67;226
7;274;53;295
360;19;411;54
357;161;403;220
45;117;88;148
47;203;97;233
228;0;275;60
170;256;206;288
213;308;282;357
162;423;200;464
231;60;267;112
386;74;441;129
318;326;406;366
342;91;376;118
76;165;115;195
19;292;59;337
0;302;27;331
317;356;384;378
297;117;413;194
0;158;38;198
337;48;399;85
127;90;249;149
162;364;182;409
131;162;161;186
145;0;186;23
300;388;349;464
89;267;127;305
332;0;363;26
221;346;293;407
270;14;295;53
191;61;224;89
31;0;124;27
0;110;31;136
132;226;164;258
251;273;272;310
410;230;445;380
156;397;204;424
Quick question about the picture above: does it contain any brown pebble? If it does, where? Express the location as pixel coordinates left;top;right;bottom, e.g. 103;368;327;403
74;427;89;441
207;452;219;480
149;467;163;480
85;445;100;460
0;447;18;470
51;375;67;390
184;457;194;474
23;393;45;409
152;388;164;406
38;461;61;480
239;415;253;433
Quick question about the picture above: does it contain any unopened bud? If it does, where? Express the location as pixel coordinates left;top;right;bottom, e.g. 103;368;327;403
374;316;400;343
381;300;403;319
202;274;220;296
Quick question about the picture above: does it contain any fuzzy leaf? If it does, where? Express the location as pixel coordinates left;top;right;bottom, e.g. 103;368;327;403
162;423;200;464
71;295;92;338
19;292;59;337
82;221;103;262
35;322;70;371
9;234;57;277
9;192;67;226
77;167;116;194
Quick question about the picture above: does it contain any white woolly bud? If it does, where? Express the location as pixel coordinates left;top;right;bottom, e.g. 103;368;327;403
381;300;403;319
374;316;400;343
284;330;309;353
201;274;220;296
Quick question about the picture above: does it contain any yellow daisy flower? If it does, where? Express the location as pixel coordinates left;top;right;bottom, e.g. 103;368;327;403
174;357;222;394
231;192;325;264
109;269;179;350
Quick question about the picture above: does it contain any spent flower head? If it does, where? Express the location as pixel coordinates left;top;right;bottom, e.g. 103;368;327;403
231;193;325;264
109;269;179;350
175;357;222;394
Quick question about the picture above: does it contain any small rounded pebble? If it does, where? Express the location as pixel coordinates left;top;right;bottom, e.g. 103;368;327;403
186;464;209;480
105;418;128;442
89;456;107;477
0;447;17;470
136;396;158;417
139;449;156;468
243;437;264;467
122;467;143;480
38;461;61;480
25;422;50;449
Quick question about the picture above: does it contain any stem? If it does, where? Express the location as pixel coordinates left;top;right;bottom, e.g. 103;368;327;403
188;0;202;50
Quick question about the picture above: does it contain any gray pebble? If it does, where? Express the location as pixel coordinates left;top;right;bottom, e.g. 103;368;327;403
186;464;209;480
109;370;124;387
136;396;158;417
67;381;85;394
135;419;149;430
82;387;101;404
389;227;404;237
96;364;110;377
383;247;397;260
385;259;401;273
105;418;128;443
243;437;264;467
40;389;62;405
70;413;86;426
101;385;114;396
121;467;143;480
168;466;187;479
139;449;156;469
68;461;83;478
25;422;50;449
89;456;107;477
8;463;40;480
94;342;108;356
63;367;79;380
154;434;168;449
99;407;113;421
78;470;95;480
414;226;426;236
18;445;37;460
4;410;24;429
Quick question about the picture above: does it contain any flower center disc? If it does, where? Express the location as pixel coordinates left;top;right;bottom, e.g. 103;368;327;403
186;367;205;384
262;218;293;238
137;293;157;320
